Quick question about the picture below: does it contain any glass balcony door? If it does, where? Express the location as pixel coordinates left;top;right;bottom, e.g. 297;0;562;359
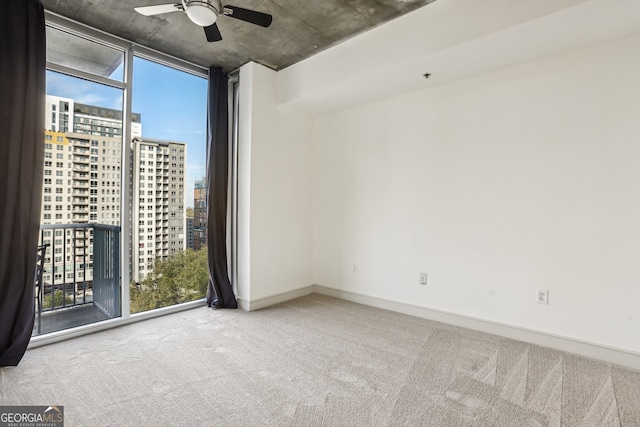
34;14;211;337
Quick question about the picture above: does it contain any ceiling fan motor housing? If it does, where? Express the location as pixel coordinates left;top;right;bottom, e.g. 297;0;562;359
182;0;222;26
134;0;272;42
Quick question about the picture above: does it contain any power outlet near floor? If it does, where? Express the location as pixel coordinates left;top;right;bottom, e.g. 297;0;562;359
419;273;428;285
536;289;549;305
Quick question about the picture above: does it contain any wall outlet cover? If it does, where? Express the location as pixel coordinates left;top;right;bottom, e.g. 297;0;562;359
536;289;549;305
419;273;427;285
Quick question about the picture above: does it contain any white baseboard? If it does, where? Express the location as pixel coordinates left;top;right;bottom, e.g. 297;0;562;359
312;285;640;370
238;284;640;370
236;285;316;311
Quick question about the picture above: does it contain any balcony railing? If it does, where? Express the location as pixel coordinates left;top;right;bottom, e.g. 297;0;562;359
34;223;121;336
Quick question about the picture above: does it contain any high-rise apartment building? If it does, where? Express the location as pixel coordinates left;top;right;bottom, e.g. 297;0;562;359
130;137;186;282
40;95;187;287
46;95;142;138
40;94;137;289
40;130;122;285
193;178;206;250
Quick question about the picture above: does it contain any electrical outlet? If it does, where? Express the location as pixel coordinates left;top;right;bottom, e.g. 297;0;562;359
352;265;358;274
536;289;548;305
419;273;428;285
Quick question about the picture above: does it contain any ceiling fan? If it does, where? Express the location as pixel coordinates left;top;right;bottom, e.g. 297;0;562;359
134;0;273;42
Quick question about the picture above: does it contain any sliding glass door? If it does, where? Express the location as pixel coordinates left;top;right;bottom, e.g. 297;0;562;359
35;13;211;337
36;24;126;335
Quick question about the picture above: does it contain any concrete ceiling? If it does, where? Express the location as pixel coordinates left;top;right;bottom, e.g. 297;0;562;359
40;0;437;72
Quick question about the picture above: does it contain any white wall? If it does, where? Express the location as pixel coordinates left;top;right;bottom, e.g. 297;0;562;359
237;63;314;306
236;0;640;363
312;34;640;353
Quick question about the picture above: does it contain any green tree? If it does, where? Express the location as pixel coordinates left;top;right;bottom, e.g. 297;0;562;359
130;247;209;313
41;291;74;309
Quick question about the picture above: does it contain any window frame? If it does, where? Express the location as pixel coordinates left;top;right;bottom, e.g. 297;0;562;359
31;12;215;348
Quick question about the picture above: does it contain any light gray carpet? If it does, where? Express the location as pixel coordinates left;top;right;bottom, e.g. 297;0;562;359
1;294;639;426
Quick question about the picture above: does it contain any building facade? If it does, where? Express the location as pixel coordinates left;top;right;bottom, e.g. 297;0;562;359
40;94;137;289
46;95;142;138
193;178;206;250
41;95;188;288
41;95;187;288
130;137;186;282
40;130;122;286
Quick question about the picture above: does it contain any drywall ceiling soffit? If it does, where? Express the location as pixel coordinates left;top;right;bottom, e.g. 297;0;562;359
39;0;437;72
276;0;640;115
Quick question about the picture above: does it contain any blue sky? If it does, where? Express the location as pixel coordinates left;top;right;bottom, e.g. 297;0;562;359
46;58;208;208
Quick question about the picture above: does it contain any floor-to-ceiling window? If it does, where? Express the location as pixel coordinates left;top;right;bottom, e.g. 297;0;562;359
35;22;127;336
34;13;211;337
129;56;207;314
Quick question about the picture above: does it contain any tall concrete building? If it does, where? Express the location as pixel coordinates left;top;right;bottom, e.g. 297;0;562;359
40;95;187;286
41;95;187;284
40;130;122;285
193;178;206;250
46;95;142;138
40;95;138;288
130;137;186;282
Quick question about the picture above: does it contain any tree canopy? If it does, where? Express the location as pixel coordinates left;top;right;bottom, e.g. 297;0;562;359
130;247;208;313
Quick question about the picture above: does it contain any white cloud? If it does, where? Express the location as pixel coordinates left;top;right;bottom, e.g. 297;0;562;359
46;71;122;109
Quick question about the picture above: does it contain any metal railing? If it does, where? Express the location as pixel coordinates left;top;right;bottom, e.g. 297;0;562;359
92;224;120;318
35;223;121;335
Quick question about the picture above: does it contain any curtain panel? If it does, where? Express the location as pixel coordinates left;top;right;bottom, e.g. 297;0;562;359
0;0;46;366
205;67;237;309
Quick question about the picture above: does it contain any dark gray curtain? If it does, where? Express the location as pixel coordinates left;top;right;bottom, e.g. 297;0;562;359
0;0;46;366
205;67;237;309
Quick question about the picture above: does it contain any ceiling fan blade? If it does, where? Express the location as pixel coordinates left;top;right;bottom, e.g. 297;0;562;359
204;23;223;42
222;5;272;27
134;3;182;16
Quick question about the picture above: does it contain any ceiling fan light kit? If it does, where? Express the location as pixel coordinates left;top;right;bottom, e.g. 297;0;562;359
184;0;219;27
134;0;272;42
